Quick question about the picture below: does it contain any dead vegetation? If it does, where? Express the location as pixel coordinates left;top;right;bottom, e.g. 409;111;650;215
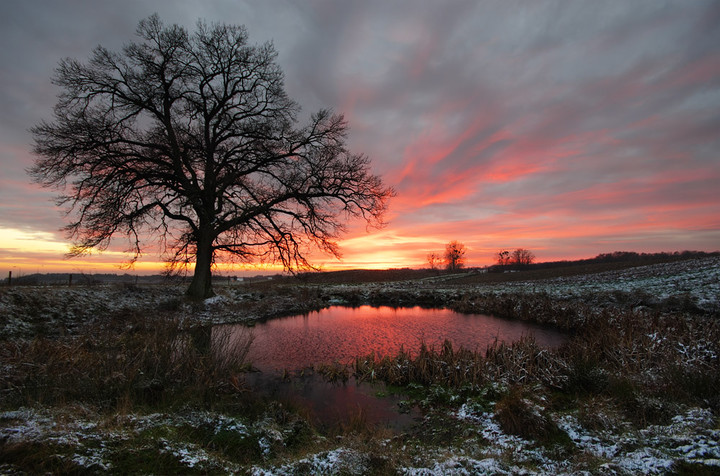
354;301;720;429
0;311;254;410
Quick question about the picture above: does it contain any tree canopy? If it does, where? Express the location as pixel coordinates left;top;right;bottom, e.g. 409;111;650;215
444;241;466;271
30;15;393;298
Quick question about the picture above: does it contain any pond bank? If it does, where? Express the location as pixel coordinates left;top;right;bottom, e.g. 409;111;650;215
2;256;717;340
1;257;719;474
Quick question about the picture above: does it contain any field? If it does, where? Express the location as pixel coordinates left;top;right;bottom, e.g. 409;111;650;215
1;256;719;474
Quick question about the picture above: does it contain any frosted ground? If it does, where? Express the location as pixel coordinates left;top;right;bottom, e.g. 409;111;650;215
481;257;719;311
367;256;720;314
2;256;718;337
1;256;719;474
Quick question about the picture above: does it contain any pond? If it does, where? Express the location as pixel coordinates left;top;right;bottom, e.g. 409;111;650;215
211;306;567;430
222;305;566;373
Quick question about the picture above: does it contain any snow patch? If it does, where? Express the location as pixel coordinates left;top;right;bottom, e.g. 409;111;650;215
251;448;368;475
204;295;226;306
558;408;720;473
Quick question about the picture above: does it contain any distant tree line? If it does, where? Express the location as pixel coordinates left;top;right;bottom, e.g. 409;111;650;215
489;249;719;272
494;248;536;271
424;244;718;274
591;250;719;262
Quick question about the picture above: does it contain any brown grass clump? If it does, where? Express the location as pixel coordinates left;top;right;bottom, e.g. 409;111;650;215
484;335;569;388
0;312;254;410
355;336;568;392
450;292;584;329
577;396;627;433
559;308;720;404
494;386;559;441
315;362;351;383
354;340;489;388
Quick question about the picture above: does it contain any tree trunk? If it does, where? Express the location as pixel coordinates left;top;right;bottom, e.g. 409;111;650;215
186;232;215;299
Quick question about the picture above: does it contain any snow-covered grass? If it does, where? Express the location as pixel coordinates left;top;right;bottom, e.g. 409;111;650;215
252;448;370;475
0;406;313;474
2;256;717;338
435;403;720;475
0;281;326;339
556;407;720;474
1;256;718;474
533;257;720;308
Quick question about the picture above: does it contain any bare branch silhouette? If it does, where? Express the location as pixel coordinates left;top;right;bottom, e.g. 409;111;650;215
31;15;394;298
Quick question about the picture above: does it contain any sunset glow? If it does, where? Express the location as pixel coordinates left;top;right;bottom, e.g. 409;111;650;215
1;1;718;276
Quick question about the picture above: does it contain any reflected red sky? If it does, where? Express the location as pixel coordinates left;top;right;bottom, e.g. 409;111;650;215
229;306;566;372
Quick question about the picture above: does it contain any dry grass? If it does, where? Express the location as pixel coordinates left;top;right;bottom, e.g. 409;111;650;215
353;335;567;391
450;292;584;329
353;302;720;425
494;386;563;442
355;340;486;388
315;361;351;383
1;272;718;473
0;311;254;410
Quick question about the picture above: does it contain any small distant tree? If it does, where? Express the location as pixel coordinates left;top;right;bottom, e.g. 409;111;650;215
445;241;466;271
496;250;511;268
511;248;535;267
427;252;442;270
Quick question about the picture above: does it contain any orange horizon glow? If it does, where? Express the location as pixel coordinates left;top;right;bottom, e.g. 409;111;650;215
2;4;719;277
2;220;718;277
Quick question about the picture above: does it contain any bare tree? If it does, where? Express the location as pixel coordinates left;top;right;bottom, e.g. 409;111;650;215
426;252;441;270
496;250;511;268
511;248;535;267
444;241;466;271
30;15;393;298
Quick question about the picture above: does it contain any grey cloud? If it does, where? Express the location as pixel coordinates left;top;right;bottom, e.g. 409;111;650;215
0;0;717;261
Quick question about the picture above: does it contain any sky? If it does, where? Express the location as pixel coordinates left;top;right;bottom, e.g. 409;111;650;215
1;0;719;275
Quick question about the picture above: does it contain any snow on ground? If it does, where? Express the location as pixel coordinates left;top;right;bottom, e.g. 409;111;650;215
3;401;718;474
0;407;268;473
389;400;720;475
401;457;520;476
450;403;720;476
477;257;720;312
1;256;717;340
330;256;720;319
251;448;370;475
0;284;188;338
1;257;718;473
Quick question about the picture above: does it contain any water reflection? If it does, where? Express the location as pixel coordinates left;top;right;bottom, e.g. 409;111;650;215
222;305;565;373
244;371;419;431
215;306;565;431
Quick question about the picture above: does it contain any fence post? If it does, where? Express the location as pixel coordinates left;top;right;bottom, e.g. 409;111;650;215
7;271;11;286
69;274;72;286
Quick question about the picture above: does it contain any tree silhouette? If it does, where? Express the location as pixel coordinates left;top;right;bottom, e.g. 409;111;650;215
427;252;442;270
496;250;511;268
511;248;535;267
30;15;393;298
444;241;466;271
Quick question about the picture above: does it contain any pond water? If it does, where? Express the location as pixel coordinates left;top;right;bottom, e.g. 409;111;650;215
242;371;419;431
223;305;566;373
216;306;566;430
